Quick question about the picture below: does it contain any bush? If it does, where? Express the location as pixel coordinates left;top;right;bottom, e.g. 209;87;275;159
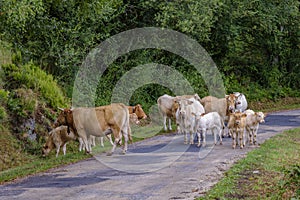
2;61;68;108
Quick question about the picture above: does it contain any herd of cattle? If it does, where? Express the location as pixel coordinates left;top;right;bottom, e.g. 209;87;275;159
42;93;266;157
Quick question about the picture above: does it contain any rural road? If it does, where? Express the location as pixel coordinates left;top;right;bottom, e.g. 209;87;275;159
1;109;300;200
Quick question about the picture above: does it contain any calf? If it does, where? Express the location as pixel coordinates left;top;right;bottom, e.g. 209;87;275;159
245;109;265;145
195;112;224;147
42;126;76;157
228;112;247;149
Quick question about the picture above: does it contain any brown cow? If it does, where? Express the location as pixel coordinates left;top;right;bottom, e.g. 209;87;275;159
42;126;76;157
54;103;132;156
228;112;247;149
128;104;147;119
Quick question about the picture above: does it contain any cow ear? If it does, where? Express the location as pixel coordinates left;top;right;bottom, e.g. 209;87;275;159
194;94;201;101
242;113;247;117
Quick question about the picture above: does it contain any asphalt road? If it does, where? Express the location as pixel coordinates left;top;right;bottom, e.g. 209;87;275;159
1;109;300;200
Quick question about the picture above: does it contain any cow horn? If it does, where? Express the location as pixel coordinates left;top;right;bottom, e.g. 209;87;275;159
58;107;64;111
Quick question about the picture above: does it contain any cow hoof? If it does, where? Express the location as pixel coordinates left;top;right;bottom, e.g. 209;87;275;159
197;144;201;147
106;152;113;156
120;151;126;155
220;142;223;145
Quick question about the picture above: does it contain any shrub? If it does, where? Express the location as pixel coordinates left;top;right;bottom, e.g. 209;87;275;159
2;62;68;108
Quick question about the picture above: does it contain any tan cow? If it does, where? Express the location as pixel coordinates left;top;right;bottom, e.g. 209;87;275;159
42;126;76;157
200;94;237;119
54;103;132;156
200;94;237;137
128;104;147;119
228;112;247;149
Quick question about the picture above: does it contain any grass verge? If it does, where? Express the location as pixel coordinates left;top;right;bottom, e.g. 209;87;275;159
198;128;300;200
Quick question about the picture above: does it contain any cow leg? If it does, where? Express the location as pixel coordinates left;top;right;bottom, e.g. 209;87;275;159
168;118;172;131
55;145;60;157
239;131;244;149
189;132;194;145
184;132;188;144
212;128;217;145
122;131;128;155
196;131;201;147
248;128;253;145
62;143;67;156
106;134;114;146
90;136;96;147
163;116;167;131
202;129;206;147
100;137;104;147
80;134;91;154
218;127;223;145
79;137;84;152
232;130;236;149
107;128;121;156
253;128;257;145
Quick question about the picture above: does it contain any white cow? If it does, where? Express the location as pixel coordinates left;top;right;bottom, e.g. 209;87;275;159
176;97;205;144
195;112;224;147
157;94;201;132
245;109;266;145
233;92;248;112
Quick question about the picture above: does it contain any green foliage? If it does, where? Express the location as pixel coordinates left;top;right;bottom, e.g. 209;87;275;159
0;0;299;106
2;61;68;108
7;89;37;118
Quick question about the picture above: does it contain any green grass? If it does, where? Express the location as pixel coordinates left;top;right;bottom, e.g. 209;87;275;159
0;141;92;183
198;128;300;200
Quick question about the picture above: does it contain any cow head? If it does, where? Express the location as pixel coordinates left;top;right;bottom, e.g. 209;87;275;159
54;108;73;128
177;99;194;118
42;144;51;157
42;137;53;157
134;104;147;119
255;112;265;123
232;112;247;126
226;94;237;113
